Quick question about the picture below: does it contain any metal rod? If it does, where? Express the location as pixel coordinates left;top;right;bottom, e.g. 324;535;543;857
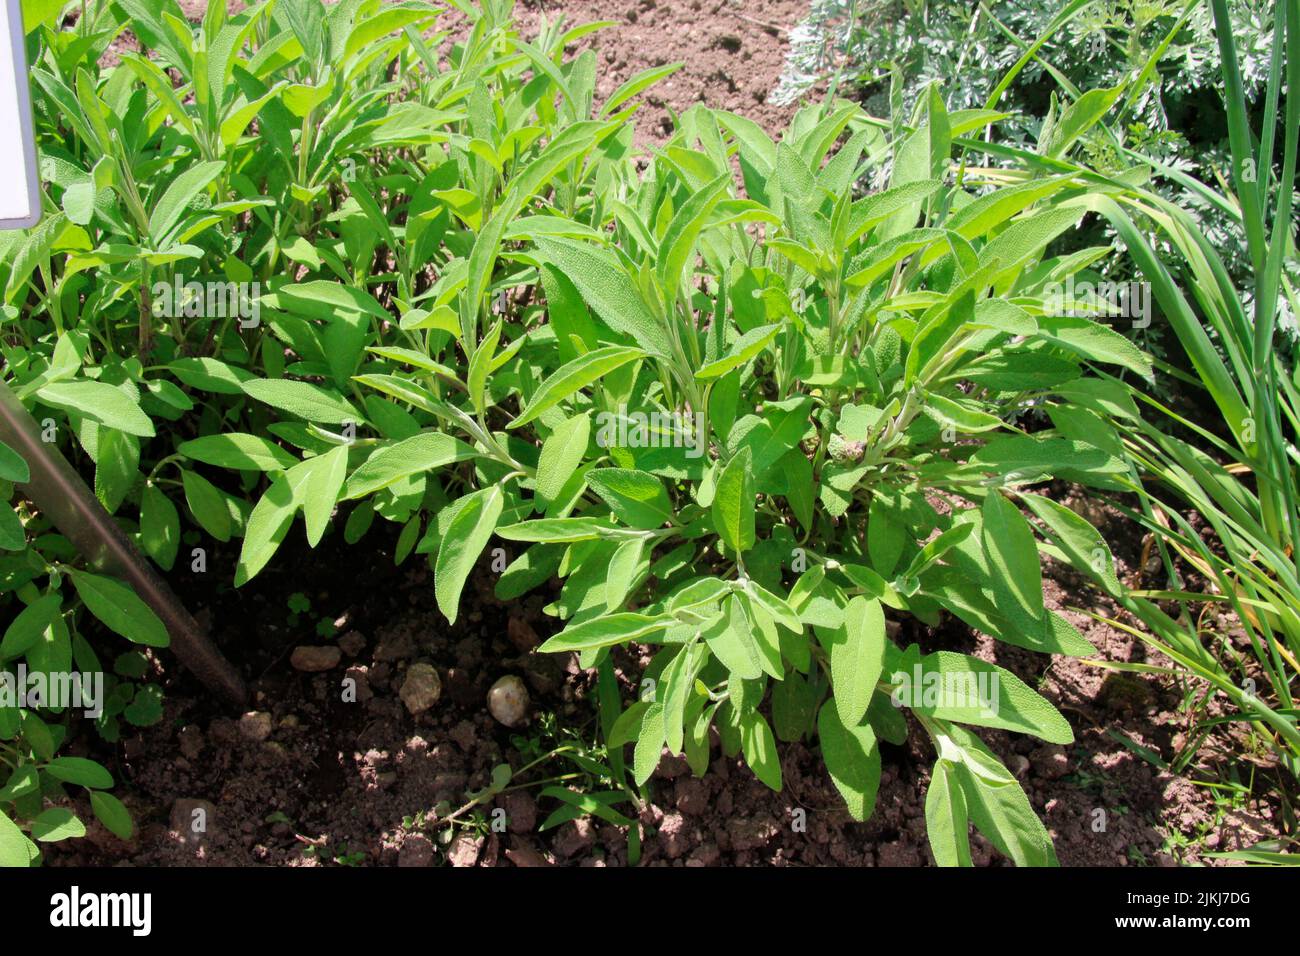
0;380;247;707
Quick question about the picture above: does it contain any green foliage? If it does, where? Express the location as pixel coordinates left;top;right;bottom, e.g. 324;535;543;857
6;0;1285;869
352;75;1145;863
778;1;1300;817
775;0;1296;360
2;421;170;863
0;0;678;865
1088;0;1300;783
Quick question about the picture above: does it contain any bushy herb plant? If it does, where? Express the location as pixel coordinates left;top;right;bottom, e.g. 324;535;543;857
350;67;1162;861
8;0;1277;869
0;0;669;864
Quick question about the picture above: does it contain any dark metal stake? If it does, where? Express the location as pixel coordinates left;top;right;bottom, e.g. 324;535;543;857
0;380;247;707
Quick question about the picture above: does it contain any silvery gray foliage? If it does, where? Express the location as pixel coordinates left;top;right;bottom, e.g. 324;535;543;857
775;0;1276;114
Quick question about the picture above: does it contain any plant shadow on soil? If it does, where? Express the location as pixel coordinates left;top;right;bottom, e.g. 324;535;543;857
44;483;1276;867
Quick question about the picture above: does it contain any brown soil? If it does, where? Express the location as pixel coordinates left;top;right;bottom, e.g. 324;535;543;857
160;0;805;144
46;0;1287;868
44;486;1278;868
505;0;808;143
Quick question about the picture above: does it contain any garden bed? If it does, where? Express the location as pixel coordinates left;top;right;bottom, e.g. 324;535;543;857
9;0;1295;870
50;0;1267;861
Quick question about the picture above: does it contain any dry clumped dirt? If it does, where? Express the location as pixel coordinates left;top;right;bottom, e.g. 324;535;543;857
507;0;809;143
47;0;1283;867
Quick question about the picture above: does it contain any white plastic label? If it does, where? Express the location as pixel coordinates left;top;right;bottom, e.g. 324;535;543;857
0;0;41;230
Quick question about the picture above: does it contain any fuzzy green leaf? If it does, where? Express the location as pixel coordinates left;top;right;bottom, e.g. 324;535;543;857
712;447;755;554
69;571;168;648
819;702;882;821
435;487;504;625
509;346;646;429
